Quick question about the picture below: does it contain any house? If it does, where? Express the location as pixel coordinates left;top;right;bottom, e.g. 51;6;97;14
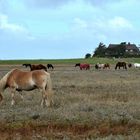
106;42;140;57
125;42;139;54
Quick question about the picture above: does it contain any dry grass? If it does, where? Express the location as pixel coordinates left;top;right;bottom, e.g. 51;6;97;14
0;64;140;139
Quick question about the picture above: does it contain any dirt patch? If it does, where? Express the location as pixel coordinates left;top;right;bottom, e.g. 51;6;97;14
0;121;139;140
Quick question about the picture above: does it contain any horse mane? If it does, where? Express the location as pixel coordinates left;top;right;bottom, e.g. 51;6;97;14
0;69;16;101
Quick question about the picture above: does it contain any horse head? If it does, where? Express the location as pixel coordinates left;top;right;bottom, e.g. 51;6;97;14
75;63;80;67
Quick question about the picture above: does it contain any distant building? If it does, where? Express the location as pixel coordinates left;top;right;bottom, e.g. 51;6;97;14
125;42;139;54
106;42;140;57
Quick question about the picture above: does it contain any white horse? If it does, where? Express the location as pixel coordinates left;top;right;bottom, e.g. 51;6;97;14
133;63;140;68
95;63;104;69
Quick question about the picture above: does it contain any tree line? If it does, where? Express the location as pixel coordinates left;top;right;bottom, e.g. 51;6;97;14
85;42;140;58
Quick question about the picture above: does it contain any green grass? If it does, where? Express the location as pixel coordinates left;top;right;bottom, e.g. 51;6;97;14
0;57;140;65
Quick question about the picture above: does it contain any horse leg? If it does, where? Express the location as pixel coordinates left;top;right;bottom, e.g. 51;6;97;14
41;89;46;107
41;89;51;107
45;83;54;107
44;88;53;107
11;88;16;106
40;88;51;107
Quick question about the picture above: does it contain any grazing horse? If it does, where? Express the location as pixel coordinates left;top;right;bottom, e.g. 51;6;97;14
0;69;53;107
22;64;31;67
75;63;90;70
95;63;110;69
128;63;132;68
23;64;47;71
47;64;54;70
115;62;127;70
103;63;110;69
133;63;140;68
75;63;81;67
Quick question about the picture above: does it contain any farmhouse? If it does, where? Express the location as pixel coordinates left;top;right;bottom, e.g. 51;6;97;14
106;42;140;57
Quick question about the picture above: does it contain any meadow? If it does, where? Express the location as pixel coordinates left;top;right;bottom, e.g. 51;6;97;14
0;58;140;139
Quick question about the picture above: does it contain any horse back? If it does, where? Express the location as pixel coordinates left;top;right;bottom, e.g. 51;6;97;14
6;69;49;89
6;69;32;87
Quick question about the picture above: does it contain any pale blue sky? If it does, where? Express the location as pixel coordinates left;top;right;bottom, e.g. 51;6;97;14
0;0;140;59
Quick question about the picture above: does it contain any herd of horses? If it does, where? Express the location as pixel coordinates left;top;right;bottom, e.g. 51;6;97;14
22;63;54;71
22;62;134;71
0;61;139;107
75;62;139;70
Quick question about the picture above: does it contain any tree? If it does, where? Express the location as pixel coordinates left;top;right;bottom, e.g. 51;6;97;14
85;53;91;59
93;42;107;57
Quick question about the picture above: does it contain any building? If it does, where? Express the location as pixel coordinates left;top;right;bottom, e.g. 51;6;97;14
106;42;140;57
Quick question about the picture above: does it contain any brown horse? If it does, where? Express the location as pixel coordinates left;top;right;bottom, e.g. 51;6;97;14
75;63;90;70
128;63;132;68
0;69;53;107
23;64;47;71
115;62;127;70
103;63;110;69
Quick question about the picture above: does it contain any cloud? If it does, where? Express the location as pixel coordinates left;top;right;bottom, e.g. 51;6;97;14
70;15;134;44
108;17;133;30
0;13;35;40
72;16;133;31
0;14;28;33
85;0;122;5
23;0;76;8
22;0;122;8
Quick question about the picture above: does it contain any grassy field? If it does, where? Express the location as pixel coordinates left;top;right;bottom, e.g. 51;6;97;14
1;57;140;65
0;59;140;139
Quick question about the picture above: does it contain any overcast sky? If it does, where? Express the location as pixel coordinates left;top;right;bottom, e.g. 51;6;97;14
0;0;140;59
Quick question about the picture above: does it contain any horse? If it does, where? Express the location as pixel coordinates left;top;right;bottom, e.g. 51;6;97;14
115;62;127;70
133;63;140;68
0;69;53;107
75;63;90;70
22;64;31;67
75;63;81;67
128;63;132;68
95;63;104;69
23;64;47;71
103;63;110;69
47;64;54;70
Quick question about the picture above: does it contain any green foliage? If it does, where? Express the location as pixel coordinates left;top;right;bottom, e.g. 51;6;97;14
93;42;107;57
1;57;140;65
85;53;91;59
93;42;140;58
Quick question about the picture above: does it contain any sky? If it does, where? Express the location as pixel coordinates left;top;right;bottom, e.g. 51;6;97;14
0;0;140;59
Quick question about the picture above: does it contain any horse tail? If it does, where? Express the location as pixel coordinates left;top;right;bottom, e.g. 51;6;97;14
45;72;53;106
0;69;14;101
